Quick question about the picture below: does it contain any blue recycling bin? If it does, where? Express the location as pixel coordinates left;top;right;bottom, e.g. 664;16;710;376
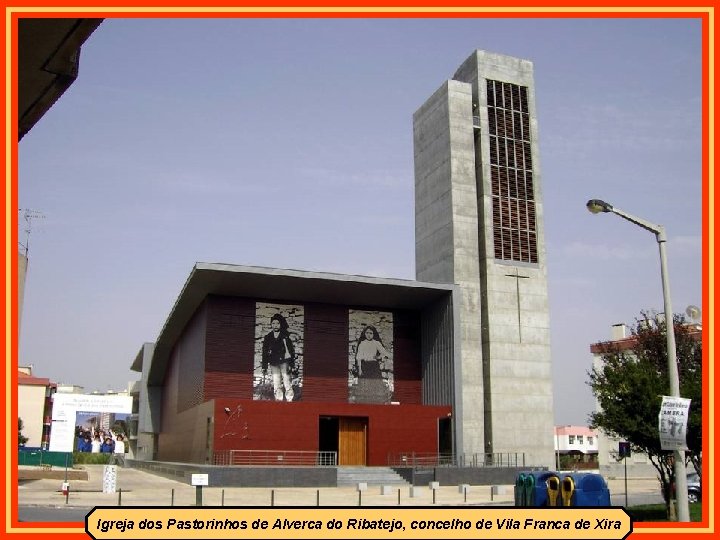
572;473;611;506
515;471;561;507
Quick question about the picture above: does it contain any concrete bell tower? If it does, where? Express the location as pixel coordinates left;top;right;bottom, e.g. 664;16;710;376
414;50;554;467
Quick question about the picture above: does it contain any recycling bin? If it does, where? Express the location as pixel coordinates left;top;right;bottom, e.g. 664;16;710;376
523;473;536;506
514;473;527;506
515;471;561;507
572;473;611;506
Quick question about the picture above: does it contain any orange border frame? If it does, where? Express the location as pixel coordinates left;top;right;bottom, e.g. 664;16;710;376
3;2;715;539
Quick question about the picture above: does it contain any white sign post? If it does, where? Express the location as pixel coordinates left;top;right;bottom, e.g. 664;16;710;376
192;474;209;506
658;396;691;451
103;465;118;493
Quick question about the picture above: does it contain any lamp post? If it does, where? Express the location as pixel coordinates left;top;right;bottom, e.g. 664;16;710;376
586;198;689;522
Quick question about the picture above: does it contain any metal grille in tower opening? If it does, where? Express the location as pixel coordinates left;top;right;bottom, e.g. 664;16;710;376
487;79;538;264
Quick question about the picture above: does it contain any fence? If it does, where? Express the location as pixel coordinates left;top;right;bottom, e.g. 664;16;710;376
387;452;525;468
214;450;337;466
18;447;72;468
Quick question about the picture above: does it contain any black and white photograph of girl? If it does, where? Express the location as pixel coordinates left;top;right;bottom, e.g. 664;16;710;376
254;302;304;402
348;310;393;404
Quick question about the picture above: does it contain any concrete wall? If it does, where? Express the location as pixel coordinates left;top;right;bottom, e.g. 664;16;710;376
127;459;338;487
421;295;455;406
460;51;554;469
414;79;484;459
414;50;555;468
137;343;156;434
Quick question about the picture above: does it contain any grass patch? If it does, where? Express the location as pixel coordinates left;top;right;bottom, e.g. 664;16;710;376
628;503;702;522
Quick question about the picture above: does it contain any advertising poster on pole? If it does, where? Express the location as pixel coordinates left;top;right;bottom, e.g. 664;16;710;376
658;396;691;451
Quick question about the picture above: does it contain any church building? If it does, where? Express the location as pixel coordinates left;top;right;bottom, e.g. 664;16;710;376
131;50;555;473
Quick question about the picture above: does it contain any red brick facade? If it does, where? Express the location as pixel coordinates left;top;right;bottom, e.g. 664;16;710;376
157;295;451;465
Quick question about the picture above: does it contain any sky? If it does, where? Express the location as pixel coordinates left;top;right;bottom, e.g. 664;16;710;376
17;17;704;426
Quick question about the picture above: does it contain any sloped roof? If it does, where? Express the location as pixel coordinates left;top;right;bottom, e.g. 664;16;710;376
146;262;456;385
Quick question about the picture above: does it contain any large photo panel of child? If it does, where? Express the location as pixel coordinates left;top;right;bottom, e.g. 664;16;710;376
348;310;394;404
254;302;304;402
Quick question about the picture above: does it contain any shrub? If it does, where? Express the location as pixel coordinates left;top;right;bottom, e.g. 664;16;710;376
72;452;111;465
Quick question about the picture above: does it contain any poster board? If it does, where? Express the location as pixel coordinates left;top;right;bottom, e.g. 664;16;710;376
49;393;133;452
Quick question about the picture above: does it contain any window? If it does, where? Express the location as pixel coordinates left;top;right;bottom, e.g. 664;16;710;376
588;436;594;445
568;435;575;444
577;435;584;445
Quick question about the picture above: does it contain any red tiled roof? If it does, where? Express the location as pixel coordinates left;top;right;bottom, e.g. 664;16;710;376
590;326;702;354
17;370;54;387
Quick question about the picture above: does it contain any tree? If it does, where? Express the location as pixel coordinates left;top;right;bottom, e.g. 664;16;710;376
588;311;702;512
112;419;128;437
18;418;29;446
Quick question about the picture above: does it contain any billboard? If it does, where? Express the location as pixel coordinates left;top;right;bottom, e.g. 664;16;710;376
49;393;133;452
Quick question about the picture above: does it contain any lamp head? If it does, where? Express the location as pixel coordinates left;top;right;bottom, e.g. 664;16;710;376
586;199;613;214
224;407;231;414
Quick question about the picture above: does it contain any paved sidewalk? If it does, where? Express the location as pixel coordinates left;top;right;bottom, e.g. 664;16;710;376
18;465;516;508
18;465;664;510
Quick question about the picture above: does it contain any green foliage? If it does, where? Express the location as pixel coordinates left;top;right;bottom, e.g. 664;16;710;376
72;451;111;465
18;418;29;446
112;420;127;437
628;503;702;522
558;454;597;470
588;311;702;511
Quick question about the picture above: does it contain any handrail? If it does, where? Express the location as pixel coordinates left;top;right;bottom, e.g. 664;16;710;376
214;450;337;466
387;452;526;468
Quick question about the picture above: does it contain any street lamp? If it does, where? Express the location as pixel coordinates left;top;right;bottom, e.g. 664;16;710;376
586;198;690;522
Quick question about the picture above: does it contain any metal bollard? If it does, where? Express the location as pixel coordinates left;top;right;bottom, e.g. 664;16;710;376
464;486;468;503
271;489;275;507
222;489;225;506
358;491;362;506
316;489;320;507
398;488;401;505
118;488;122;506
171;488;174;506
433;488;436;504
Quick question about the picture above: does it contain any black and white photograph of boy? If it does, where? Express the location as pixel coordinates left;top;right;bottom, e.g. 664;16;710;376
254;302;304;401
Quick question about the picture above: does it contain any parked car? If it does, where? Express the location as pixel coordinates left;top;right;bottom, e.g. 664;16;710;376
687;473;701;503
